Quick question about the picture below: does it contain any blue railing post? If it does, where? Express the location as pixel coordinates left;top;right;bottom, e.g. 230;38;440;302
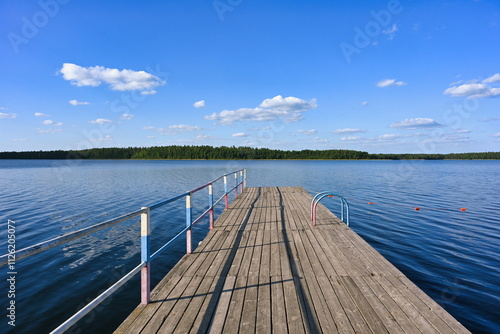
223;174;229;209
209;183;214;230
239;170;243;193
140;207;151;304
235;172;239;198
186;193;193;254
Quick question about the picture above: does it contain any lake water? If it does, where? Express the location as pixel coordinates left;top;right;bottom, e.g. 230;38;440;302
0;159;498;333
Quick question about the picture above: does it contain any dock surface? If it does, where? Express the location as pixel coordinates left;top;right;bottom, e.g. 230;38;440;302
116;187;469;333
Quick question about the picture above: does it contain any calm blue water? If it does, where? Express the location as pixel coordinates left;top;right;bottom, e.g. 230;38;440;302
0;160;498;333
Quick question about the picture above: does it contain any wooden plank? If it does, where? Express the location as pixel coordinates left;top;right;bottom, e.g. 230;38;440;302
329;276;372;333
316;276;356;334
356;275;419;334
249;229;264;277
376;275;440;334
208;276;236;333
158;276;203;333
256;275;272;334
350;276;406;334
239;275;259;334
386;275;463;333
282;274;306;334
205;230;237;277
140;275;193;333
271;275;288;333
116;187;470;334
222;275;248;333
188;276;225;334
270;229;281;277
303;276;339;333
238;229;257;276
259;224;271;278
307;229;348;277
118;274;183;333
400;276;470;333
341;276;389;333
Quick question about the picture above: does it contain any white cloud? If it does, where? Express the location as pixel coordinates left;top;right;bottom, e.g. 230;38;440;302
297;129;317;136
313;137;329;143
232;132;249;137
450;80;464;86
12;138;27;142
431;134;471;143
69;99;90;106
334;128;366;134
140;90;157;95
377;134;408;141
382;23;398;39
143;124;203;135
444;83;500;99
99;135;113;143
120;113;134;120
340;136;362;141
259;95;317;112
377;78;407;87
483;73;500;84
361;101;368;106
205;95;317;125
175;134;216;143
390;118;443;129
479;117;500;122
494;132;500;139
34;112;49;117
0;112;16;119
38;128;62;134
59;63;165;93
193;100;206;108
89;118;112;124
167;125;202;131
43;120;63;126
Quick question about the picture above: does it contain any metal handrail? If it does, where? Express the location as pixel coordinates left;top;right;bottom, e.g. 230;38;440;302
311;191;350;227
0;168;247;334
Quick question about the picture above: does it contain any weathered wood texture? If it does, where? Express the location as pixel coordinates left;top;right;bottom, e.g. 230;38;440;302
115;187;470;334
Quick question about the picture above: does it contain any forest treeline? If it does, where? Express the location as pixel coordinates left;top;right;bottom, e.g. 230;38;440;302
0;146;499;160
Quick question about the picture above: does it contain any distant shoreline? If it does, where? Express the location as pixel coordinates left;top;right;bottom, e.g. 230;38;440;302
1;145;499;160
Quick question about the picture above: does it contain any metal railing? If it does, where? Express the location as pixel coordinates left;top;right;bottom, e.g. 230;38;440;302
311;191;350;227
0;168;246;333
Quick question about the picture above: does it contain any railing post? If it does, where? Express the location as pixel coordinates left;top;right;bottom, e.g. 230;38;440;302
209;183;214;230
140;207;150;305
223;174;228;209
243;168;247;189
234;172;238;198
186;193;192;254
239;170;243;193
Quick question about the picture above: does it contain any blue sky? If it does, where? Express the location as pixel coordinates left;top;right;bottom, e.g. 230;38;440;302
1;0;499;154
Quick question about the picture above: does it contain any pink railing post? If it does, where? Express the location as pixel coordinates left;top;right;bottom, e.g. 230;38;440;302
140;207;151;304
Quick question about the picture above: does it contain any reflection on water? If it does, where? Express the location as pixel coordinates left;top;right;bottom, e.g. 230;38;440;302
0;159;498;333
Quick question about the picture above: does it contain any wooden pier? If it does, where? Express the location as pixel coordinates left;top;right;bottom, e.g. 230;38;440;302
115;187;469;333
